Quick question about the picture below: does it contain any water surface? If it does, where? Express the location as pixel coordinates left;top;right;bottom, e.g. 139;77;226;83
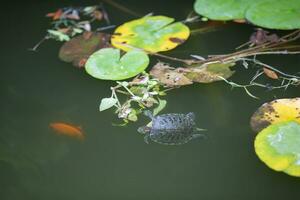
1;1;300;199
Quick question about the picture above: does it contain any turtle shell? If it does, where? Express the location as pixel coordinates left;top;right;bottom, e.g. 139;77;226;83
149;113;197;145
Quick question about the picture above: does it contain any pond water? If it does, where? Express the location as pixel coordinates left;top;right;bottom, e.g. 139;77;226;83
1;0;300;199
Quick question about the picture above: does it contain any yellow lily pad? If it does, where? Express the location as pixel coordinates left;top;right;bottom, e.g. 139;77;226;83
250;98;300;132
111;15;190;53
255;121;300;177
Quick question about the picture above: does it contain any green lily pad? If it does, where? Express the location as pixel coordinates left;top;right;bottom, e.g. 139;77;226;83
85;48;149;80
194;0;251;20
111;15;190;52
245;0;300;30
255;121;300;177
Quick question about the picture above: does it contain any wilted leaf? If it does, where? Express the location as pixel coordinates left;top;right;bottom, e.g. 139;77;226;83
59;32;111;67
263;68;279;79
250;98;300;132
85;48;149;80
111;15;190;52
149;62;193;86
150;62;235;86
250;29;279;46
92;10;103;21
46;9;63;20
255;121;300;177
186;62;235;83
100;97;118;111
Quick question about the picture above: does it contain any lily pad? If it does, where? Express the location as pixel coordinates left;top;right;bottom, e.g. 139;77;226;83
59;32;111;67
85;48;149;80
245;0;300;30
255;121;300;177
194;0;251;20
111;15;190;52
250;98;300;133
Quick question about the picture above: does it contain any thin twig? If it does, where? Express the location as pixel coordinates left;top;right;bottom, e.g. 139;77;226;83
102;0;142;17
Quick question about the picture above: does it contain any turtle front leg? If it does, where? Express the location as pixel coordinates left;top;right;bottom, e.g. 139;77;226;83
144;134;150;144
192;133;207;140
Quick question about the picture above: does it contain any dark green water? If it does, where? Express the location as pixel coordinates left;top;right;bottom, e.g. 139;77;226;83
1;1;300;199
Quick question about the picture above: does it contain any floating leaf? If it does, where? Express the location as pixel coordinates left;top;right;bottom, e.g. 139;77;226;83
251;98;300;132
245;0;300;30
194;0;251;20
153;99;167;116
111;15;190;52
99;98;118;111
85;48;149;80
149;62;193;86
59;32;111;67
150;62;235;86
194;0;300;29
185;62;235;83
255;121;300;177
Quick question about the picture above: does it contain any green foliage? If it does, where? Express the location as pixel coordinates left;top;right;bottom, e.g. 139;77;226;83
99;73;168;123
85;48;149;80
194;0;300;29
255;121;300;177
99;98;118;111
245;0;300;30
194;0;250;20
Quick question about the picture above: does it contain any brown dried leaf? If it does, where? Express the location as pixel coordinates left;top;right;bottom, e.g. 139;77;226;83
149;62;193;86
186;62;235;83
92;10;103;21
263;68;279;79
250;28;279;45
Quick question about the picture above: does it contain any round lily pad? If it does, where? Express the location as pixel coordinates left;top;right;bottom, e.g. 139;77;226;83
194;0;251;20
85;48;149;80
250;98;300;133
111;15;190;52
245;0;300;30
255;121;300;177
59;32;111;67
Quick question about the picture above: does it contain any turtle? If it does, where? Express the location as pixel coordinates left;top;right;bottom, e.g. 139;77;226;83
138;111;206;145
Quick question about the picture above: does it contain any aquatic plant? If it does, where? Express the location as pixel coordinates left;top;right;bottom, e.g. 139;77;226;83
251;98;300;132
99;73;168;123
111;15;190;52
194;0;300;29
251;98;300;176
85;48;149;80
255;121;300;177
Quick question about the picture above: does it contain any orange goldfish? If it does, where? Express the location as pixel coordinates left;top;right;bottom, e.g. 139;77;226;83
50;122;85;140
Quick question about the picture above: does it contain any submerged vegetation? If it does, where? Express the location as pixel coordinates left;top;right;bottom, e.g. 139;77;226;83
30;0;300;175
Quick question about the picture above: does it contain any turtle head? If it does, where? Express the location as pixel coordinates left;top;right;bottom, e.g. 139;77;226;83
138;126;151;134
186;112;196;120
143;110;154;119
